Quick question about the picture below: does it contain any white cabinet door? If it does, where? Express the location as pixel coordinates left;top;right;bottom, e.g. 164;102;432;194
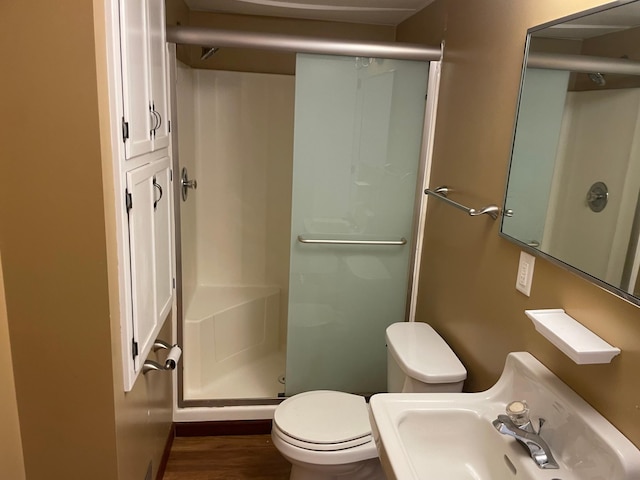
120;0;169;159
126;157;173;373
120;0;153;158
152;160;173;323
147;0;170;150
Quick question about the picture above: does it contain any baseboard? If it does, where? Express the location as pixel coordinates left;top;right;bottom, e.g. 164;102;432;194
156;423;175;480
175;419;273;437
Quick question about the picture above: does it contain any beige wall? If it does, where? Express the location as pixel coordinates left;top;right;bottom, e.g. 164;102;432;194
0;1;172;479
575;26;640;90
166;0;395;75
166;0;191;64
398;0;640;448
0;254;25;480
0;0;119;477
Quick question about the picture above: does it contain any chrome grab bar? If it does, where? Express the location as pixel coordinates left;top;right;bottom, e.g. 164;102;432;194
424;186;501;220
297;235;407;246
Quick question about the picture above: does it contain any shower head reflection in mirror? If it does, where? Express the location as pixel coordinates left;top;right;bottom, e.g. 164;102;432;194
501;0;640;305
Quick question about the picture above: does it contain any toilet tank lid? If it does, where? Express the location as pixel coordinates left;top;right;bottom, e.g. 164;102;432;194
386;322;467;384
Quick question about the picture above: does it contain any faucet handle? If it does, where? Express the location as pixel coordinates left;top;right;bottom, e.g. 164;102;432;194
506;400;530;427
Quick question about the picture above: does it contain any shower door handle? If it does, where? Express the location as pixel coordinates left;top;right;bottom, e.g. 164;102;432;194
181;167;198;201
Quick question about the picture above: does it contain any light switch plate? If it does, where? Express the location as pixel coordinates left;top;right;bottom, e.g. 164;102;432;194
516;251;535;296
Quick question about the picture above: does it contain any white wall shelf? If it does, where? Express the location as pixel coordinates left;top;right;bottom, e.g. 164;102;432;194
525;309;621;364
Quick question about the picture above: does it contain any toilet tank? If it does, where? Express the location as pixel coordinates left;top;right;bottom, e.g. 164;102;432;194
385;322;467;393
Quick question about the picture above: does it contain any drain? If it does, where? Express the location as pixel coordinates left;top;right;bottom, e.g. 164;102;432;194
278;375;285;385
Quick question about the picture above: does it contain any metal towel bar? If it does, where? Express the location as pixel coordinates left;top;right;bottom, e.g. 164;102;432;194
424;186;502;220
297;235;407;246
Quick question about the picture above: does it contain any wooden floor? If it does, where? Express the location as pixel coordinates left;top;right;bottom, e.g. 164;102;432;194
162;435;292;480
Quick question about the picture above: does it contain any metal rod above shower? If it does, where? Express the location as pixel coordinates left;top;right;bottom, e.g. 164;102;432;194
166;25;442;62
528;52;640;76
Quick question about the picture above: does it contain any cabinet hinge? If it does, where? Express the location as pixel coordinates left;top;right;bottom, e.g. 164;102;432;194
125;189;133;212
132;339;139;359
122;117;129;142
170;169;173;181
168;120;171;133
173;278;176;289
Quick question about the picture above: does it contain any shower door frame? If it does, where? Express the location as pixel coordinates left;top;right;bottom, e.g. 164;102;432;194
169;44;442;415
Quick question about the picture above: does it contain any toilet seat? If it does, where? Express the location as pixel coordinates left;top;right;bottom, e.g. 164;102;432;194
273;391;372;451
272;423;372;451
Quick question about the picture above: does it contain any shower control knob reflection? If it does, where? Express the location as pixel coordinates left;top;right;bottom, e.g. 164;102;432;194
181;167;198;202
586;181;608;213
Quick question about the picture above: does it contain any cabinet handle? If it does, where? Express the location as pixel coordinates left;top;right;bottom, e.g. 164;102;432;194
150;102;161;132
149;104;162;134
149;105;158;134
153;178;163;210
154;109;162;130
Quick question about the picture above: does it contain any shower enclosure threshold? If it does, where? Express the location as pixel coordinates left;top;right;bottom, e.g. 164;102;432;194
184;350;286;401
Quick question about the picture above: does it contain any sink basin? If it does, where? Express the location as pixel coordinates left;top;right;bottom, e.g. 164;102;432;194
370;352;640;480
384;403;568;480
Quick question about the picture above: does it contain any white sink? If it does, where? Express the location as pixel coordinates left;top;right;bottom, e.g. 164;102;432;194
370;352;640;480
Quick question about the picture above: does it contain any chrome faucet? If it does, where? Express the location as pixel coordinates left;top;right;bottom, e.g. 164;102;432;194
492;401;559;470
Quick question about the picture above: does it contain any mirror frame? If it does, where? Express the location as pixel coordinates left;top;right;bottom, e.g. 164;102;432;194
500;0;640;307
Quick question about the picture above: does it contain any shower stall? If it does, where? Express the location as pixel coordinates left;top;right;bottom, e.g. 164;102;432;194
170;31;439;415
504;66;640;290
177;65;294;401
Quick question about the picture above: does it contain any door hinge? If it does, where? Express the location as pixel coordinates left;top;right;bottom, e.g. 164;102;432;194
170;169;173;181
168;120;171;133
122;117;129;142
125;189;133;212
132;339;139;359
173;278;176;289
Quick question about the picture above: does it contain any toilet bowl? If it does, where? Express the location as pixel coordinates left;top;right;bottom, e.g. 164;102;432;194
271;390;383;480
272;322;467;480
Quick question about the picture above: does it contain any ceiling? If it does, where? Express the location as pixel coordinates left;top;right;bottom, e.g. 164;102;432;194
536;1;640;39
184;0;436;26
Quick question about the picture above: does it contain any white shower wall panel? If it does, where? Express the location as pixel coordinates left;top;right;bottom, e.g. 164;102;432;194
546;89;640;284
184;285;281;398
193;70;294;290
176;62;198;306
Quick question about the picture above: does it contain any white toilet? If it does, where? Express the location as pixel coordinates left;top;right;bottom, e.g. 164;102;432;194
271;322;467;480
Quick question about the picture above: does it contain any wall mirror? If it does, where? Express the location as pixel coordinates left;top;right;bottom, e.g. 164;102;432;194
502;0;640;305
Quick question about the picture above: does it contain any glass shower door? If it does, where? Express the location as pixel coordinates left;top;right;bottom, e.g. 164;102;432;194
285;54;429;396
